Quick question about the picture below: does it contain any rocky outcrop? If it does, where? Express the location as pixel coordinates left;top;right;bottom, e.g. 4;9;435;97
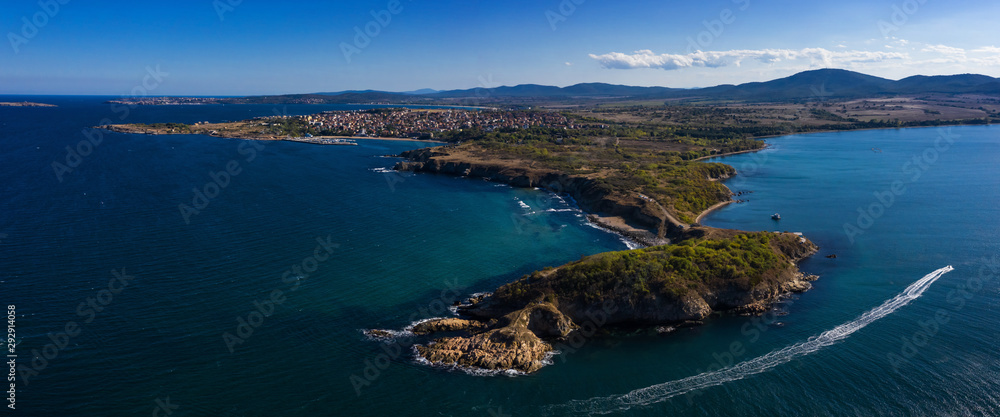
415;230;820;374
415;303;574;373
414;242;817;373
464;268;806;326
411;318;487;335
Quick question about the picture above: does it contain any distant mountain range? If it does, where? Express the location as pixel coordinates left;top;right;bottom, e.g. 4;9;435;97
237;69;1000;105
315;88;440;96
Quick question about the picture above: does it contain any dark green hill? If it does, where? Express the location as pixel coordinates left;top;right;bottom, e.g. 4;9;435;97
220;70;1000;104
889;74;1000;94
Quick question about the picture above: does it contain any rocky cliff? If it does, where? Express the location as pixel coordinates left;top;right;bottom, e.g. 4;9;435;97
464;229;817;323
411;230;818;373
391;147;819;375
415;303;575;373
395;147;687;243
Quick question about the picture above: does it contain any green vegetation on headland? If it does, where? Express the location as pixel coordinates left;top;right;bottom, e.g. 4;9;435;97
497;231;802;306
401;128;748;224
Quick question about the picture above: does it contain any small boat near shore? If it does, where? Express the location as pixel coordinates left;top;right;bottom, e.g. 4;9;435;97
771;213;781;220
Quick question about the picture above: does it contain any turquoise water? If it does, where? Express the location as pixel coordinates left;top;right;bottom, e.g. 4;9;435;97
2;99;999;416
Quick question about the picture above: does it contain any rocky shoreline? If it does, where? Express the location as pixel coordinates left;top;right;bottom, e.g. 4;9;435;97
394;147;694;242
402;234;818;373
380;146;820;375
585;214;668;247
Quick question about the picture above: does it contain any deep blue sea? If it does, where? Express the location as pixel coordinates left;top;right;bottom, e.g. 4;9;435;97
2;97;998;416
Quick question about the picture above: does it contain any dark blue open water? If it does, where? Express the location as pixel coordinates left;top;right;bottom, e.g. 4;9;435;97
2;97;998;416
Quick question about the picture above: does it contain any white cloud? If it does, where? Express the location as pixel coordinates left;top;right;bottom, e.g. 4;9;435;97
912;44;1000;67
589;48;907;71
564;62;573;66
886;38;910;49
921;44;966;56
587;44;1000;81
973;55;1000;67
972;46;1000;54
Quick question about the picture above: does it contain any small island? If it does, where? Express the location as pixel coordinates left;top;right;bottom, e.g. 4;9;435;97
0;101;57;107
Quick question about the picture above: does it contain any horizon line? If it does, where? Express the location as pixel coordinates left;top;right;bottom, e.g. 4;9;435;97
2;69;996;97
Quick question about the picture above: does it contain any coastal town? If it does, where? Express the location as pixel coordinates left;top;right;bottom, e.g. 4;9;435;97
298;108;578;138
102;108;585;142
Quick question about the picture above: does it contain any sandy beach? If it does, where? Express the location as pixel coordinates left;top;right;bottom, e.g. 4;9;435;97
695;201;733;224
692;144;769;162
586;214;668;247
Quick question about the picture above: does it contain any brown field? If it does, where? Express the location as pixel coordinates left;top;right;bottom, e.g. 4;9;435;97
559;94;1000;128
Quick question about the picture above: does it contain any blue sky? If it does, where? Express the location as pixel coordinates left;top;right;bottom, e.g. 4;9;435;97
2;0;999;95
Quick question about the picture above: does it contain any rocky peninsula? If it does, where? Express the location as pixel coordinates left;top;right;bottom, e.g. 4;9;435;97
407;227;817;373
389;142;819;374
395;146;734;245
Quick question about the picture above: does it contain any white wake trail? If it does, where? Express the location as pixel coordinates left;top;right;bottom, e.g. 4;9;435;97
549;265;955;415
